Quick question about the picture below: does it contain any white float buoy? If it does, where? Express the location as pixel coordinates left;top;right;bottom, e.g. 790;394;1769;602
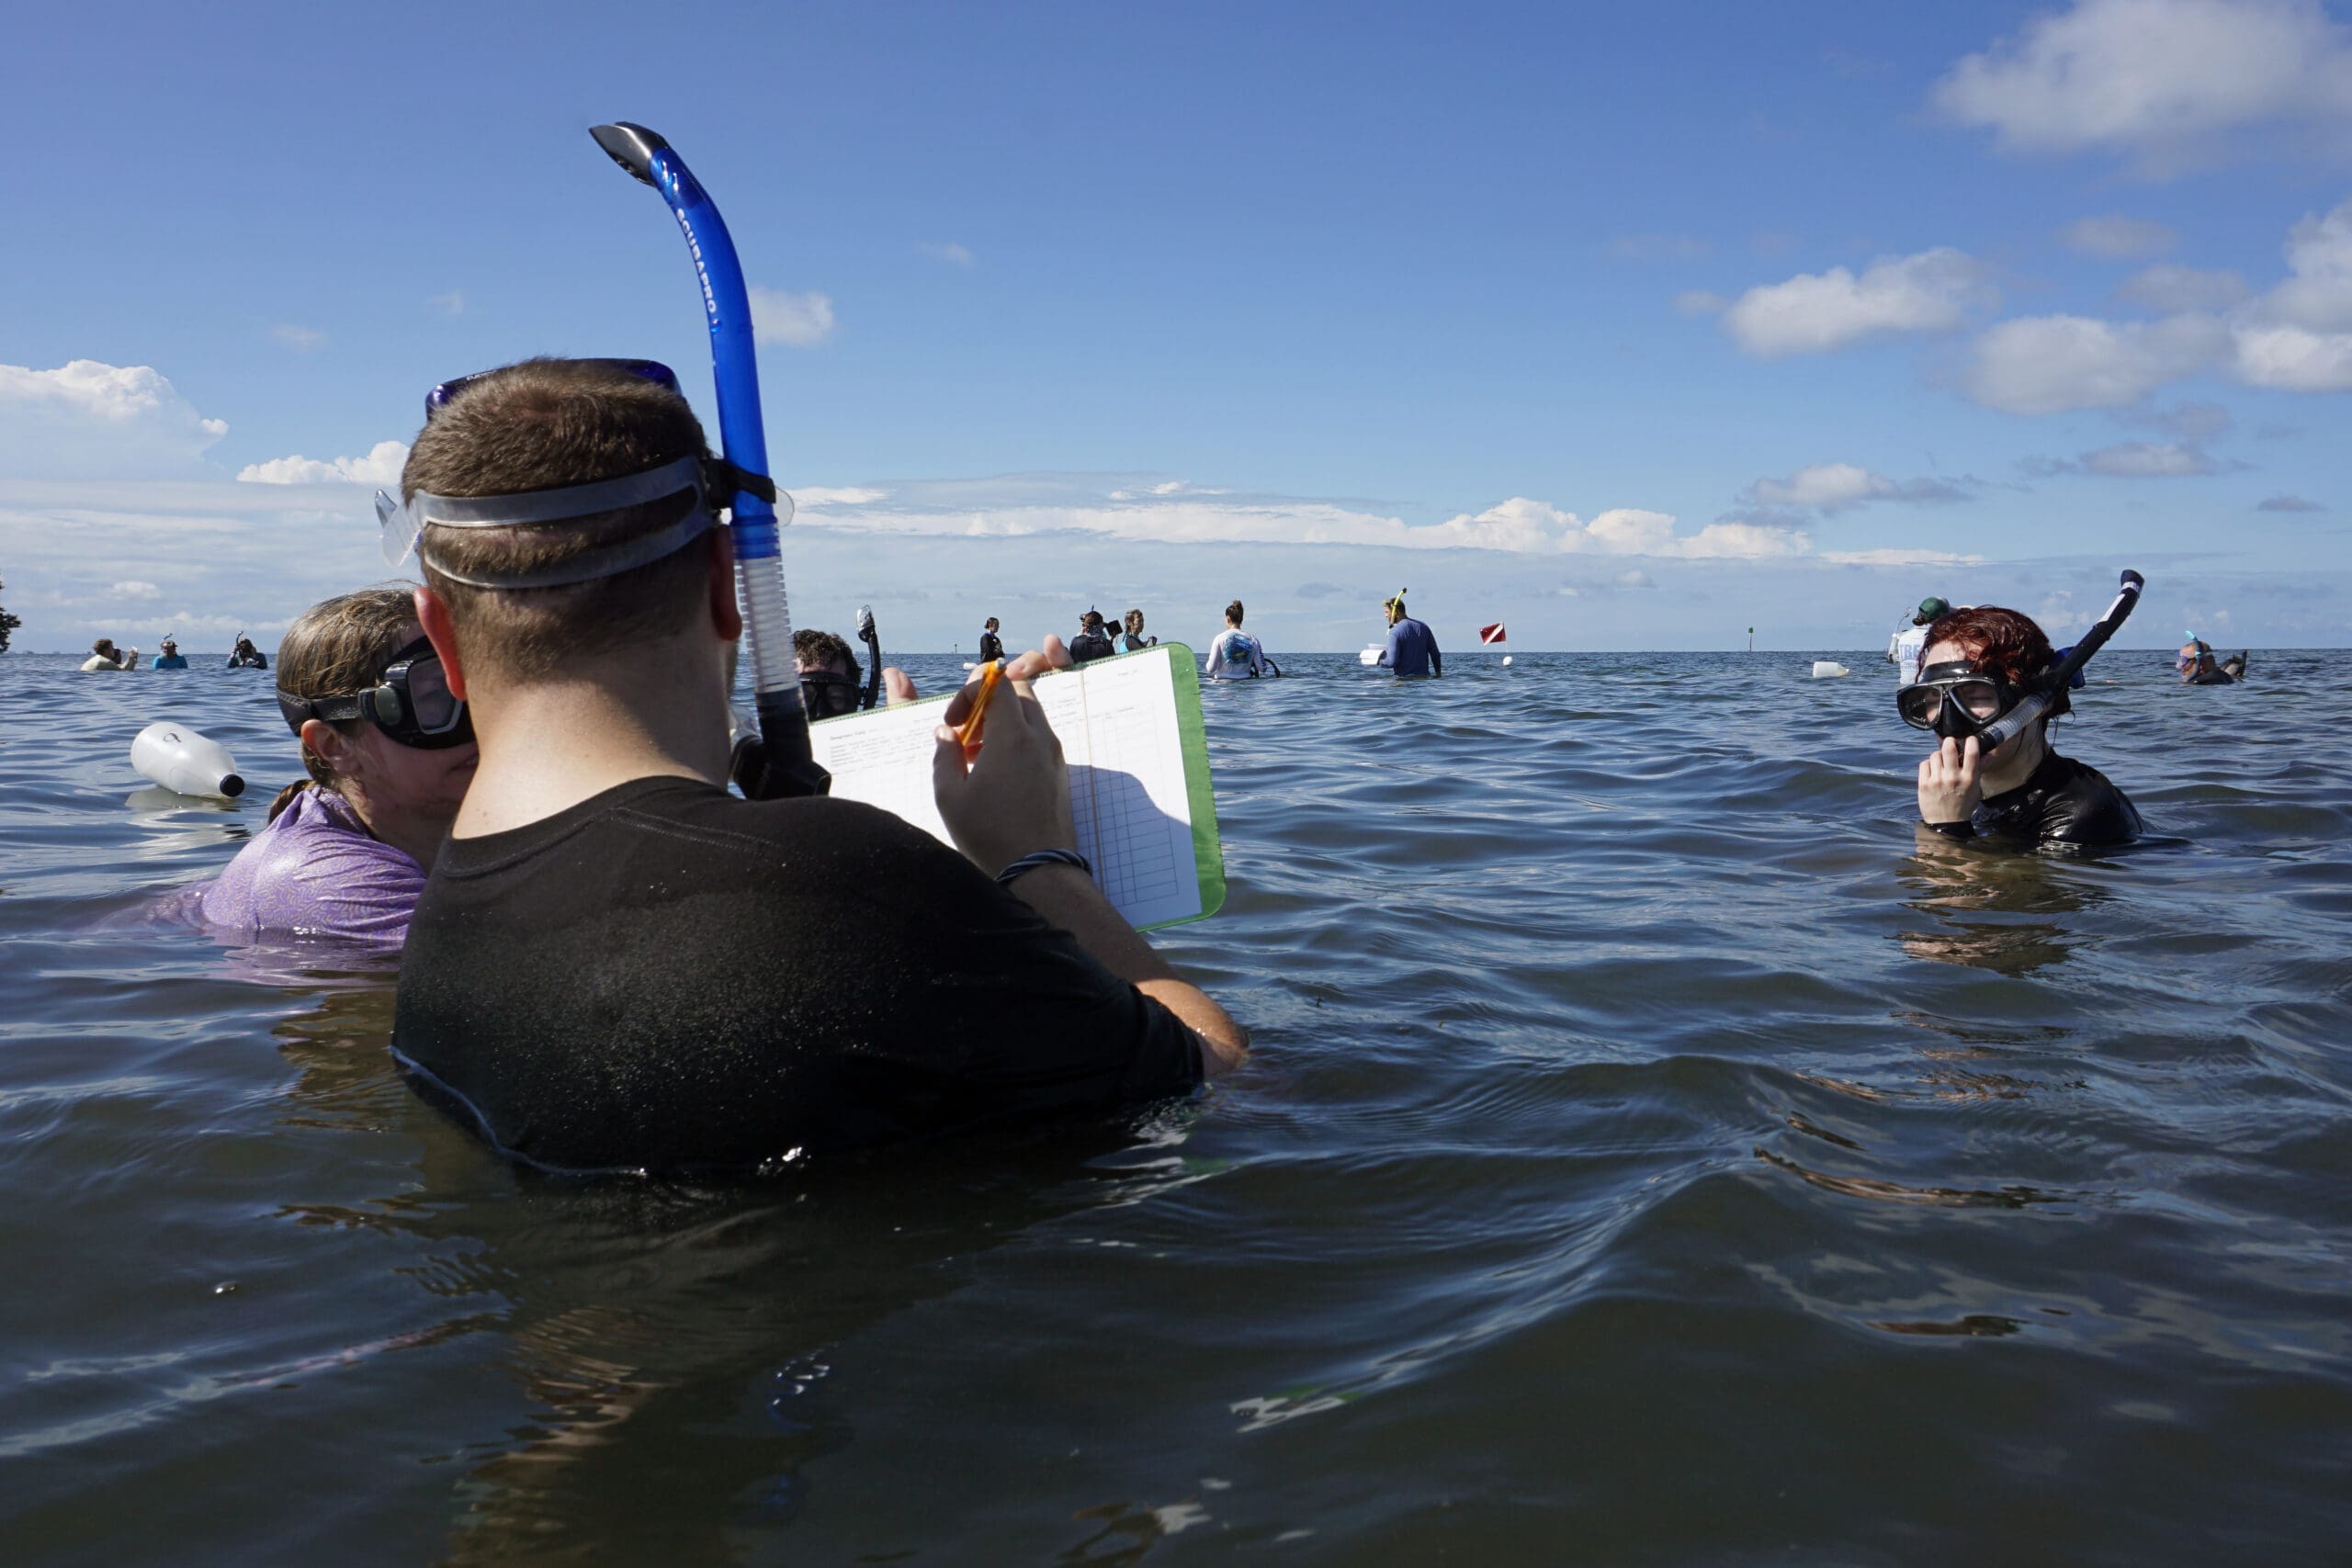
1501;655;1512;666
131;721;245;798
1811;660;1851;680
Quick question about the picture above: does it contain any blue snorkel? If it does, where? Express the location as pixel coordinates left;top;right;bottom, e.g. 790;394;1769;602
590;121;829;799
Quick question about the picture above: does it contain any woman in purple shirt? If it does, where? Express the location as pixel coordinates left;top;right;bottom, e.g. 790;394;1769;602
199;586;476;944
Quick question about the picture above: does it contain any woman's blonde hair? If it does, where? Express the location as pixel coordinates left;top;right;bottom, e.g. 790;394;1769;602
1124;608;1145;636
268;585;418;821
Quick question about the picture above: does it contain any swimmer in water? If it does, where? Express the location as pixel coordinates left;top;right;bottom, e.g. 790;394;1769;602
1902;604;2142;852
2176;636;2245;685
151;637;188;670
198;585;479;943
1114;608;1157;653
81;637;140;671
1886;596;1949;681
227;635;268;671
977;616;1005;664
1376;591;1442;678
1203;600;1270;680
387;358;1244;1173
1069;608;1116;663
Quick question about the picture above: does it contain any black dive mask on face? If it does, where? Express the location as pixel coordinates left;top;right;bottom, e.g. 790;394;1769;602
277;637;475;750
799;671;864;720
1896;660;2020;742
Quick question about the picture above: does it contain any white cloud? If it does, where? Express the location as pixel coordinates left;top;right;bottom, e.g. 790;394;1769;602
1820;547;1991;566
1740;462;1976;513
111;579;162;599
2060;214;2179;257
0;360;229;478
749;286;838;346
427;290;466;317
1963;311;2230;412
271;324;326;352
1933;0;2352;166
2119;264;2251;310
2231;194;2352;389
919;242;975;265
1718;248;1993;356
2082;439;2221;475
236;440;410;486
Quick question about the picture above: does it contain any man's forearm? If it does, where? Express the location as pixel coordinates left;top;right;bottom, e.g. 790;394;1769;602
1009;864;1248;1068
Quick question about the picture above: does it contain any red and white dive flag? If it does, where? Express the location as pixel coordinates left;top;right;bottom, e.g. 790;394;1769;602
1479;622;1507;644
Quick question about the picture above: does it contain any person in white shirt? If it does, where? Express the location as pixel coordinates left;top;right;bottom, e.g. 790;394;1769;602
1887;596;1949;681
1204;599;1272;680
81;637;140;671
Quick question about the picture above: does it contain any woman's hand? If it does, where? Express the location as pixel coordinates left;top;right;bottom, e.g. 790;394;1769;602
1917;735;1984;825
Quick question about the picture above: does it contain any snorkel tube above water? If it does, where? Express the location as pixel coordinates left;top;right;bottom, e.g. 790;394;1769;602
590;121;829;799
1972;569;2145;752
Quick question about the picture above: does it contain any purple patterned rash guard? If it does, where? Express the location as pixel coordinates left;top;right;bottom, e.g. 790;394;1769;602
198;785;426;945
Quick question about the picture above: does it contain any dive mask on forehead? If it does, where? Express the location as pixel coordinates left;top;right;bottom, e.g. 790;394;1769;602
277;636;474;750
1896;660;2018;741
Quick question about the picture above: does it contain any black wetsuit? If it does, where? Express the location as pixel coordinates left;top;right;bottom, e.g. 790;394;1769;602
1928;750;2143;852
1069;630;1115;663
392;778;1203;1171
977;630;1004;663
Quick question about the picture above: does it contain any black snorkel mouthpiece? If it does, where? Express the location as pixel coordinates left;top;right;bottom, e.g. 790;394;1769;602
1973;569;2144;752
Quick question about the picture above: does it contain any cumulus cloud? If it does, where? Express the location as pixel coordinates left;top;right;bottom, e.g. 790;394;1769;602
2023;438;2233;475
750;286;838;346
236;440;410;486
271;324;326;352
1963;311;2231;412
1740;462;1976;513
111;580;162;599
1933;0;2352;168
2256;492;2325;510
2120;264;2251;310
1819;547;1991;566
2061;214;2178;257
919;242;975;265
0;360;228;478
2230;194;2352;389
1717;248;1994;356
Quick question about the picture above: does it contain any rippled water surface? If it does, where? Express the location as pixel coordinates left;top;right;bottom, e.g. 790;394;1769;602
5;648;2350;1564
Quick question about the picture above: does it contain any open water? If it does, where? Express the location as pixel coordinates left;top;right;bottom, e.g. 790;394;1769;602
3;648;2348;1565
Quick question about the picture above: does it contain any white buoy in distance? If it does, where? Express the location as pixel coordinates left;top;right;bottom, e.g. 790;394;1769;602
132;722;245;799
1501;655;1512;666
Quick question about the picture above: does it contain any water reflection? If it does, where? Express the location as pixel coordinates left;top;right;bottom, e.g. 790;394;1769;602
1893;835;2106;976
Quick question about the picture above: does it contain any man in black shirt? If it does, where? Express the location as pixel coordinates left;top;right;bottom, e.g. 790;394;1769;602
977;616;1005;664
1903;605;2142;852
392;359;1245;1172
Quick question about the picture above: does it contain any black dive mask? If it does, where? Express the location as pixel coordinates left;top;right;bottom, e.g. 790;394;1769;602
277;636;475;750
799;671;864;720
1896;660;2019;742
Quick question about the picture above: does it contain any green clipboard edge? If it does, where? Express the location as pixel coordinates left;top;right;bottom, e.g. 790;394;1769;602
1145;642;1227;931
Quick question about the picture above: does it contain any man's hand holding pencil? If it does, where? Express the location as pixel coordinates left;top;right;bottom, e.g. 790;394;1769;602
932;635;1080;875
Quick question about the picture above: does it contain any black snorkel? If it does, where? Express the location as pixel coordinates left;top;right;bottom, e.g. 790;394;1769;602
855;604;882;712
590;121;829;800
1972;569;2144;753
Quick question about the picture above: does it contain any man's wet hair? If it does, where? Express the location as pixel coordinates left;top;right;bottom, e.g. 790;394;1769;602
401;358;715;682
793;627;859;680
1924;605;2071;720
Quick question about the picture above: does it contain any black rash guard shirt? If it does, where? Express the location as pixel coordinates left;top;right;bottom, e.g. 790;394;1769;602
391;777;1204;1171
1962;750;2143;851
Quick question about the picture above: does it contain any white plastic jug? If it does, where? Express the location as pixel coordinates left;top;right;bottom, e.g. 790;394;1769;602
131;722;245;799
1811;660;1851;680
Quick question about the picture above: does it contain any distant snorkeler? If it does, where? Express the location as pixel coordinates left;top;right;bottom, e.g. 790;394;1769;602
2177;635;2246;685
1898;604;2143;852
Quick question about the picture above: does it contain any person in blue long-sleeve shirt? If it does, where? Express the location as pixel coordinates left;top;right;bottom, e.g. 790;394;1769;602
1376;592;1441;677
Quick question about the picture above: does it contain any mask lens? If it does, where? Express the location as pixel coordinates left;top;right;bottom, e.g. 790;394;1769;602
1896;684;1941;729
1952;679;2003;719
403;652;460;731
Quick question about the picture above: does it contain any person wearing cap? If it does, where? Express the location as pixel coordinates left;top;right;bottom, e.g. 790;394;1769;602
152;637;188;670
1375;590;1441;678
1887;596;1949;681
81;637;140;671
388;358;1245;1174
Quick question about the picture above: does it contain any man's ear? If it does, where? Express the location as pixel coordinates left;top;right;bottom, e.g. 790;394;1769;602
707;528;743;641
414;585;469;700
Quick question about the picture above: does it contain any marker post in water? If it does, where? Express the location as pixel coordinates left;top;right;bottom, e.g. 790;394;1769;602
590;121;829;800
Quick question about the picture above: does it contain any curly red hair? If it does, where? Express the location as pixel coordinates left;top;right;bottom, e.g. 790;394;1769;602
1923;604;2070;719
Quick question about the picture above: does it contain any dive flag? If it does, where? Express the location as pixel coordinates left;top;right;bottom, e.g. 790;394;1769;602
1479;622;1507;644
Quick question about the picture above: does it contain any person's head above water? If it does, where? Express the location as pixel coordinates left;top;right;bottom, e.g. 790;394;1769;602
160;637;179;653
92;637;118;658
1383;590;1408;626
1224;599;1244;628
1125;608;1145;637
270;583;479;851
1905;604;2069;770
1080;608;1105;634
792;627;865;718
985;616;1000;632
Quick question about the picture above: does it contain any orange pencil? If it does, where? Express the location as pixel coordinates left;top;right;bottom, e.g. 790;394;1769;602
956;660;1004;757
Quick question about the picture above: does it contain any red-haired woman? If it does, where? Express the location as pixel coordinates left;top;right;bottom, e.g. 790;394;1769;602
1899;605;2143;851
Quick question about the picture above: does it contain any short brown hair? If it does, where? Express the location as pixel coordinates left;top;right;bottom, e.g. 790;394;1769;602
793;628;859;679
1925;604;2071;720
401;358;715;682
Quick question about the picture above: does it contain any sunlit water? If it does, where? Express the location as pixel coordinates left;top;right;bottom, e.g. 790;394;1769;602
4;649;2348;1564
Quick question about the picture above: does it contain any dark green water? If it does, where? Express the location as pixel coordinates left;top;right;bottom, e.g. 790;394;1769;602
4;649;2348;1564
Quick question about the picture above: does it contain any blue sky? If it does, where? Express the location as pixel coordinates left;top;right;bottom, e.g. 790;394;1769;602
3;0;2348;653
